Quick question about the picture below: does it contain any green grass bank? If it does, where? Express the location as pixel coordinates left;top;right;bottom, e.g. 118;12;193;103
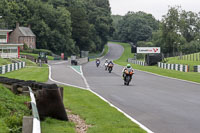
0;85;30;133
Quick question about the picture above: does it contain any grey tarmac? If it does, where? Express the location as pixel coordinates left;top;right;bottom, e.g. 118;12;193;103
48;60;86;88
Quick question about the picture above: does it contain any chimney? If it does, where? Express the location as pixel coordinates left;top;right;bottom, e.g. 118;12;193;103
16;22;19;28
28;24;31;29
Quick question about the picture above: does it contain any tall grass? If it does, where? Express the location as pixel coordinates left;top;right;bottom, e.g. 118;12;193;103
0;85;30;133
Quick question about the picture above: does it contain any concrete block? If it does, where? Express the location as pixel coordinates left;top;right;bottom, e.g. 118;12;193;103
22;116;33;133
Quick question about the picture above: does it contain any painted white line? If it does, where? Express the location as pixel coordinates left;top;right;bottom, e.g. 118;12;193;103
70;66;82;75
48;64;87;90
80;65;154;133
70;65;90;89
135;69;200;85
80;66;90;89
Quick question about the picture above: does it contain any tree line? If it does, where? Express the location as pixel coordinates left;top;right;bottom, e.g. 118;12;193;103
112;6;200;55
0;0;113;56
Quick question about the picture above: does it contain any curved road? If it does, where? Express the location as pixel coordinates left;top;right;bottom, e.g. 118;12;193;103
82;42;200;133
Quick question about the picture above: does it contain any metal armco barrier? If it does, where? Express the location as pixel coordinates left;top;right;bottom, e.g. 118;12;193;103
158;62;189;72
29;87;41;133
128;58;146;66
0;62;25;74
194;65;200;72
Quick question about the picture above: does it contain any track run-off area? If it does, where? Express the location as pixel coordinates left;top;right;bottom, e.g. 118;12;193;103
49;42;200;133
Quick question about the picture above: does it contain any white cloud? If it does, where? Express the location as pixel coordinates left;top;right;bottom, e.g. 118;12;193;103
109;0;200;20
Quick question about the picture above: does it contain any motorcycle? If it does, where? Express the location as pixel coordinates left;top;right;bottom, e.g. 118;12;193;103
104;62;108;70
96;60;100;67
108;64;113;73
124;69;134;85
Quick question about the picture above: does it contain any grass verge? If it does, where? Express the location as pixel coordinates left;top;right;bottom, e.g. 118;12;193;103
0;85;30;133
0;66;49;82
62;86;146;133
112;42;200;83
0;58;12;65
41;117;75;133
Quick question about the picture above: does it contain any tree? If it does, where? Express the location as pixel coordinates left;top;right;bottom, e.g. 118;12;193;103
115;11;158;44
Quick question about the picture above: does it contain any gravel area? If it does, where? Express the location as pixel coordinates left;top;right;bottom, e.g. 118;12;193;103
66;109;91;133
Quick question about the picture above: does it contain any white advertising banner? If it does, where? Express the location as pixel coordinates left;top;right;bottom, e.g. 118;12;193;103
137;47;161;53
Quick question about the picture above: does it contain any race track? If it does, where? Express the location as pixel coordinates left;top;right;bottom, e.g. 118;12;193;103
82;42;200;133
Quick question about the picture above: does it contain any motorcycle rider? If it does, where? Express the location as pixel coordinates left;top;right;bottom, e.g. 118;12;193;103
104;59;109;70
122;64;134;79
107;60;114;72
96;58;100;67
108;60;114;66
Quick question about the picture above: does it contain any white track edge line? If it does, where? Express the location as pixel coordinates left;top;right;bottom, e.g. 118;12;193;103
48;64;87;90
70;66;82;75
80;66;90;89
70;65;90;89
80;65;154;133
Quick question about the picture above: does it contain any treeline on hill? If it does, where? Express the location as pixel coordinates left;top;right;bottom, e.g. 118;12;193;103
112;6;200;56
0;0;113;56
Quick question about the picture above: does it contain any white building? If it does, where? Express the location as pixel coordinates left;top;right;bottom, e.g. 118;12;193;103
0;29;23;58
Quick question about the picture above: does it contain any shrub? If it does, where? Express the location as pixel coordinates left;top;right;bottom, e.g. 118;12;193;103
22;49;53;56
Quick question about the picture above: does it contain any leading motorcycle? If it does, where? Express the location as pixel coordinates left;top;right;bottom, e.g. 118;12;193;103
124;69;134;85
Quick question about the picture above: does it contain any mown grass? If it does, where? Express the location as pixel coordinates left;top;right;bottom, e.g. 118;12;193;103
0;85;31;133
41;117;75;133
21;52;54;60
0;58;37;67
0;58;12;65
113;42;200;83
63;86;146;133
0;66;49;82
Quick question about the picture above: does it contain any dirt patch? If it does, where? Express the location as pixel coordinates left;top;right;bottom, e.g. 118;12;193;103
66;109;91;133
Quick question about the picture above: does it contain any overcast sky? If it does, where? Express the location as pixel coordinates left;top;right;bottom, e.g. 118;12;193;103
109;0;200;20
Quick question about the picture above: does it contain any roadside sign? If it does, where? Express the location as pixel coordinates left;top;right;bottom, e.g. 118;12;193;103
61;53;64;59
137;47;160;53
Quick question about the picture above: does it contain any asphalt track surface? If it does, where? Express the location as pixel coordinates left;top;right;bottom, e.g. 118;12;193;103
82;43;200;133
48;61;87;88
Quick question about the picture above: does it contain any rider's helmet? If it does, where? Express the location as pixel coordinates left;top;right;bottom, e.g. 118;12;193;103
127;64;131;68
106;59;108;61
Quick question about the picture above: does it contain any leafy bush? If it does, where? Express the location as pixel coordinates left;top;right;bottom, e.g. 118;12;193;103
22;49;53;56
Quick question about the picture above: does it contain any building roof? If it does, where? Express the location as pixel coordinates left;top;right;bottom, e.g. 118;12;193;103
19;27;35;37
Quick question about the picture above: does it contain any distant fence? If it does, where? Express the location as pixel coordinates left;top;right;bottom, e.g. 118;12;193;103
128;58;146;66
158;62;189;72
194;65;200;72
0;62;25;74
164;52;200;61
